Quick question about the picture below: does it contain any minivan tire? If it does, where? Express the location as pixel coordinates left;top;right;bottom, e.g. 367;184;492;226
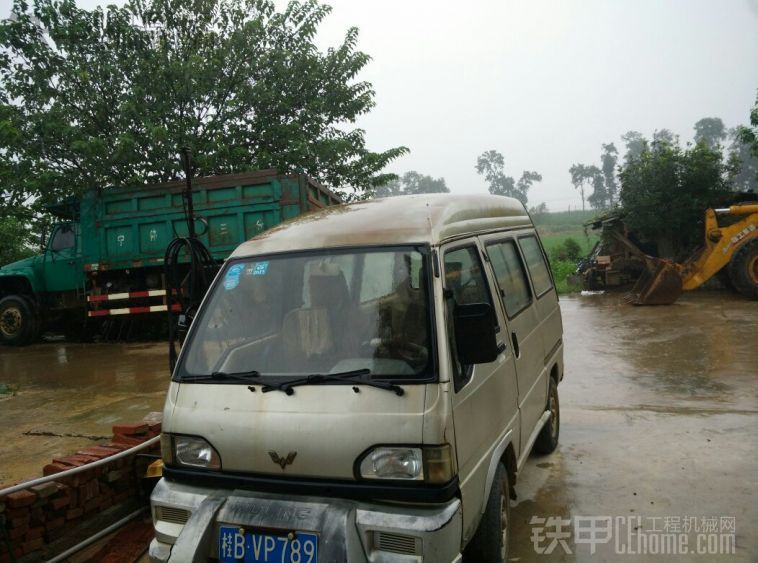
464;463;510;562
0;295;39;346
534;377;560;455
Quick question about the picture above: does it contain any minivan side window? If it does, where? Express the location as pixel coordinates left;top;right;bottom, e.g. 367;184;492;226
444;245;496;389
444;246;494;308
487;240;532;317
519;235;553;297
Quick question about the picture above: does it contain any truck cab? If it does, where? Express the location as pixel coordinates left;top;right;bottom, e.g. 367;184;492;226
149;194;564;562
0;221;84;345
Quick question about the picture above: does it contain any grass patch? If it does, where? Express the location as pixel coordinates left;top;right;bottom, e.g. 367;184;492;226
531;210;602;294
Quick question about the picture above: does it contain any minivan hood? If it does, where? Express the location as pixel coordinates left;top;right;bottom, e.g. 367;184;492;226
166;382;427;480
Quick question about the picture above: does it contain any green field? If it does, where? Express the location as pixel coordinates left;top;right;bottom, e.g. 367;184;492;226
533;210;602;293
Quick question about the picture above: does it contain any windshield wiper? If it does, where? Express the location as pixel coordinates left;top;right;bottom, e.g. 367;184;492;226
183;370;262;383
262;369;405;396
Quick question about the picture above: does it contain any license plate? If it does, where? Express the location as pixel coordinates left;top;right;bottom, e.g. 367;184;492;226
218;526;319;563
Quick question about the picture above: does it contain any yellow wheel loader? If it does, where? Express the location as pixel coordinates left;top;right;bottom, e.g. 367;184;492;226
618;203;758;305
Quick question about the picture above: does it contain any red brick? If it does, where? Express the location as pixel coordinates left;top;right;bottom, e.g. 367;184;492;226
113;491;131;504
30;481;58;499
77;446;118;460
112;422;148;436
8;524;29;540
66;507;83;520
45;516;64;531
29;507;46;525
24;526;45;540
83;497;101;514
50;495;69;510
6;506;30;519
6;489;37;508
102;442;131;452
42;462;73;476
45;526;67;542
78;480;100;503
112;433;145;446
8;513;31;528
22;536;44;554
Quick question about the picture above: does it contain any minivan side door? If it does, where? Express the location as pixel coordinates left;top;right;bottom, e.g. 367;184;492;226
517;234;563;368
441;240;520;542
481;233;548;456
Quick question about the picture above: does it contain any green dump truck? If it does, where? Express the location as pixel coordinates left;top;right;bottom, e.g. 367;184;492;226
0;170;341;345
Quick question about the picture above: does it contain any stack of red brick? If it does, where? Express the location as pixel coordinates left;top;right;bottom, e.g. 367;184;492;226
0;413;161;562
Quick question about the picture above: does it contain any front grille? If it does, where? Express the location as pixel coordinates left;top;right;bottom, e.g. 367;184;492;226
155;505;191;525
374;531;421;555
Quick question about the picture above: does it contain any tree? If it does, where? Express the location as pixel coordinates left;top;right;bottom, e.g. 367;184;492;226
529;202;548;215
653;129;676;146
600;143;619;205
569;163;602;211
694;117;726;149
0;0;407;210
727;128;758;193
515;171;543;204
0;216;34;265
621;131;647;163
736;92;758;187
374;171;450;197
475;150;540;205
619;139;734;257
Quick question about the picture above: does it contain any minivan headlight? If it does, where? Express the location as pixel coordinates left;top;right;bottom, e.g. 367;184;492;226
358;445;453;484
162;434;221;470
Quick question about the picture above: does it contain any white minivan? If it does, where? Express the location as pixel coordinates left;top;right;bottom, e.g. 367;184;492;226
150;194;564;563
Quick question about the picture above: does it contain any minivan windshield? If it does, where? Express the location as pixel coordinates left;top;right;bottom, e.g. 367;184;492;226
180;246;433;380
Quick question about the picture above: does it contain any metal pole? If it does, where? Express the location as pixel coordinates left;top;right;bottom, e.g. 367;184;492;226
181;147;196;239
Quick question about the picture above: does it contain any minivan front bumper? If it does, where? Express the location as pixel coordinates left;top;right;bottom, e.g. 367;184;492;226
150;477;463;562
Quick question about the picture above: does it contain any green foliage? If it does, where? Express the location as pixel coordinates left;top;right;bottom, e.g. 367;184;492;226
475;150;541;205
549;237;582;263
549;259;580;295
528;202;548;216
736;92;758;188
621;131;647;163
569;163;602;211
599;143;619;206
619;139;734;257
0;216;35;266
374;171;449;197
0;0;407;208
694;117;727;149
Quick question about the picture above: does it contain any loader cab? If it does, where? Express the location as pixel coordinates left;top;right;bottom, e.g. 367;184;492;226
149;195;564;563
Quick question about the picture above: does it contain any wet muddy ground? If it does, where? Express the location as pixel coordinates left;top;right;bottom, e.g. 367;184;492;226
511;291;757;561
1;290;756;561
0;341;170;487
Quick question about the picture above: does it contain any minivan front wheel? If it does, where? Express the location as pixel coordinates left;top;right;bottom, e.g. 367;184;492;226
534;377;560;454
464;463;510;562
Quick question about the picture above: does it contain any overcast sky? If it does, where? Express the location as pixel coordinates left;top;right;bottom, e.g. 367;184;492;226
311;0;758;209
2;0;756;209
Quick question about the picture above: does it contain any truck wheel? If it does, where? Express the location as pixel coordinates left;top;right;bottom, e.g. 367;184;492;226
728;239;758;300
534;377;560;455
465;463;510;563
0;295;39;346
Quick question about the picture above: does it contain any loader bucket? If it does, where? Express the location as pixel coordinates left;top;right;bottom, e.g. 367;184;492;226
625;259;683;305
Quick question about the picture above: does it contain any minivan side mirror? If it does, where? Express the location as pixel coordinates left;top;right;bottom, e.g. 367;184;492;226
453;302;500;365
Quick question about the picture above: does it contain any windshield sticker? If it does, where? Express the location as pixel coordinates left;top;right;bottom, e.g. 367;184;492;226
252;261;269;276
224;264;244;290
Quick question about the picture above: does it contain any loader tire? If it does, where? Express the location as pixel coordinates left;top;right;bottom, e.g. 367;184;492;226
728;239;758;300
0;295;39;346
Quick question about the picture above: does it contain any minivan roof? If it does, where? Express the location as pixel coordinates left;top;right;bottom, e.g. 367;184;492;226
231;194;531;257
